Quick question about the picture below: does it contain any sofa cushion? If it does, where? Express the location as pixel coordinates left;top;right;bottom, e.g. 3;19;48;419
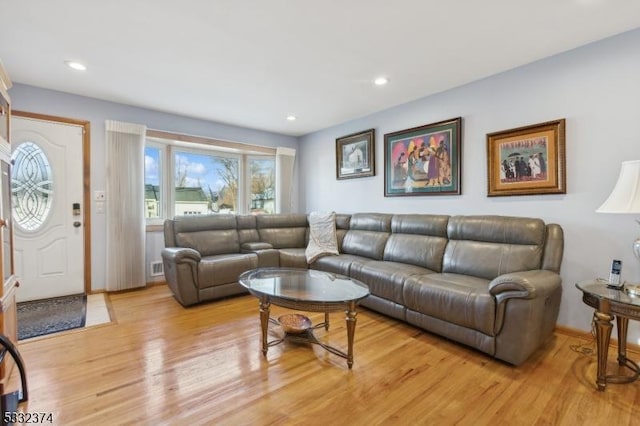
197;253;258;289
311;254;370;276
305;211;339;263
256;214;308;248
403;273;495;336
350;261;434;305
341;213;392;260
237;215;259;245
443;215;546;280
384;214;449;271
335;214;351;251
447;215;545;245
384;234;448;272
542;223;564;273
279;248;308;269
349;213;392;232
173;214;240;256
391;214;449;237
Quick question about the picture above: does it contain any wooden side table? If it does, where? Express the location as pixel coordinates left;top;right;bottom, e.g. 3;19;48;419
576;280;640;391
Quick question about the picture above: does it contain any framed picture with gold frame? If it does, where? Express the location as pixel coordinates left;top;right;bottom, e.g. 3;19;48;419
487;119;566;197
336;129;375;180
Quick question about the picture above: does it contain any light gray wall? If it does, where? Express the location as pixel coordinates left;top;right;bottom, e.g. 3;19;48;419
9;84;299;290
299;29;640;340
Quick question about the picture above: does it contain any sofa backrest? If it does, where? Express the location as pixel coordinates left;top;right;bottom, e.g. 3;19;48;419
168;214;240;256
384;214;450;271
335;214;351;251
164;219;177;248
256;214;308;248
236;215;259;245
342;213;392;260
443;215;546;280
542;223;564;273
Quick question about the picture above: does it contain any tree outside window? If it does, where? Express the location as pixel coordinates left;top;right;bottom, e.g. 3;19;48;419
249;158;275;214
173;151;239;215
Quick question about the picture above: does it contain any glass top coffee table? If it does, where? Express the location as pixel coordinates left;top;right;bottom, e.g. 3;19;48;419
238;267;370;369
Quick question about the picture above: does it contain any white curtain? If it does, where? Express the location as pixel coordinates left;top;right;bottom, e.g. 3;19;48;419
105;120;146;291
275;147;296;214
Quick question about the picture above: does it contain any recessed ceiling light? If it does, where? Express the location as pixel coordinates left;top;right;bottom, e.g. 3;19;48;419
374;77;389;86
65;61;87;71
286;115;297;121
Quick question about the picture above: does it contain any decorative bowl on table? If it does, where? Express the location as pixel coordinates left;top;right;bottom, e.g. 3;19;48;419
278;314;312;334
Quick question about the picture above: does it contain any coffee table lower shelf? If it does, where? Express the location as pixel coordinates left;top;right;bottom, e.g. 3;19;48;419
258;299;359;369
265;314;350;361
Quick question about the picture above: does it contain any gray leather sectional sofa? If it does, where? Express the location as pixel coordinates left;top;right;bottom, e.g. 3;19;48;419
162;212;564;365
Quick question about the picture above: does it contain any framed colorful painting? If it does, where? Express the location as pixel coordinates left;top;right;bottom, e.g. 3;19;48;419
384;117;462;196
336;128;375;180
487;119;566;196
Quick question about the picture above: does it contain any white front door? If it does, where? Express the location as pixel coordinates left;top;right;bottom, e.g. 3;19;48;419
11;116;85;302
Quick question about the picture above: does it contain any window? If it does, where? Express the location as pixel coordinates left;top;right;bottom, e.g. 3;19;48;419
144;132;276;222
11;141;54;231
248;157;275;214
174;150;239;215
144;145;162;219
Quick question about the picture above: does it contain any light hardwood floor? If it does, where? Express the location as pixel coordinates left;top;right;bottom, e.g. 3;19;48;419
9;285;640;425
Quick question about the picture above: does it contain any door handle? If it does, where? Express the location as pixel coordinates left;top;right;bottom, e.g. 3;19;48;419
73;221;82;228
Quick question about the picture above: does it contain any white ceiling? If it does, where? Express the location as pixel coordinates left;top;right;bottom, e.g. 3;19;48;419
1;1;640;136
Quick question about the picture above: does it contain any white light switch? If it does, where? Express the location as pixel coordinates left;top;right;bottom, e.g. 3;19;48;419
94;190;106;201
96;201;105;214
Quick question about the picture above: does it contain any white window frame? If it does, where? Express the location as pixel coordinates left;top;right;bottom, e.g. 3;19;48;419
144;140;167;227
144;131;276;225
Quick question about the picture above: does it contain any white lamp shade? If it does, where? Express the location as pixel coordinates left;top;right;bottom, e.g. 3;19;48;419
596;160;640;213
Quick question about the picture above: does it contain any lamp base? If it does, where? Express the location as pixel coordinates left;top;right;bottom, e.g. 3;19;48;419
625;283;640;297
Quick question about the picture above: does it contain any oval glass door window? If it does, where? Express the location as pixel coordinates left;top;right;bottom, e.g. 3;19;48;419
11;141;54;231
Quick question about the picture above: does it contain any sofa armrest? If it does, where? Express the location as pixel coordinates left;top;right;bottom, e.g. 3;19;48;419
241;242;274;252
491;269;563;365
241;242;279;267
162;247;202;263
489;269;561;301
161;247;201;306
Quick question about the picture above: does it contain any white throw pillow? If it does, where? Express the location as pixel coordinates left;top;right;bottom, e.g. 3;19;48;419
305;211;339;264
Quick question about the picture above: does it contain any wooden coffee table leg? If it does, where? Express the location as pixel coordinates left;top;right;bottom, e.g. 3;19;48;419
259;297;271;356
346;301;357;369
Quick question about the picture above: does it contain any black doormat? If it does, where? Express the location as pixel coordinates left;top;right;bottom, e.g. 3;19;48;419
17;294;86;340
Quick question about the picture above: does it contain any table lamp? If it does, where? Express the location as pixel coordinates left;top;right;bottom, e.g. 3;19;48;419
596;160;640;288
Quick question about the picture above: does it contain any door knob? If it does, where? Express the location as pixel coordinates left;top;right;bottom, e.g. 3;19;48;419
73;221;82;228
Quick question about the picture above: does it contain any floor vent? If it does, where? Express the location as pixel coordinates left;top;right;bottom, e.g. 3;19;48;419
150;261;164;277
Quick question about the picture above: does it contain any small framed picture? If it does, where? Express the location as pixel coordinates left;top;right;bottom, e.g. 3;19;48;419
487;119;566;197
336;129;375;180
384;117;462;196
